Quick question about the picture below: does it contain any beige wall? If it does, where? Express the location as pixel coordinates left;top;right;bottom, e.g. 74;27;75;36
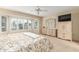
72;13;79;41
0;8;42;19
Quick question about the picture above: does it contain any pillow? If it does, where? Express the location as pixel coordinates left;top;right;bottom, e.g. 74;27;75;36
24;32;40;39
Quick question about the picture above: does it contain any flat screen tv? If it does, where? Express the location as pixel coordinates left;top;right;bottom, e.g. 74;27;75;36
58;14;71;22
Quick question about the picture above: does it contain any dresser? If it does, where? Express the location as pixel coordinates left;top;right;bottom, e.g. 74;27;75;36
58;21;72;41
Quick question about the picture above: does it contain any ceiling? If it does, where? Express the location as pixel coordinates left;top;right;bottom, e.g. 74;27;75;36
0;6;79;17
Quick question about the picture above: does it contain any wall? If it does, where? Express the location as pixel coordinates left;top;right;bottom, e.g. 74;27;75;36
0;8;43;34
0;8;42;19
72;13;79;41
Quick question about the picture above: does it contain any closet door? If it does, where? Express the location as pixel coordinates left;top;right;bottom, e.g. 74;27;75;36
58;22;64;39
46;19;56;36
64;22;72;40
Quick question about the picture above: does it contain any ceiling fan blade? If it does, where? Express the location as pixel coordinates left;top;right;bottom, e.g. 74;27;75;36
40;10;48;12
30;6;48;16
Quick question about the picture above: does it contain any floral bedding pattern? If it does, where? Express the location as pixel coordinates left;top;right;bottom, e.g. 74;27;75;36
18;38;53;52
0;33;53;52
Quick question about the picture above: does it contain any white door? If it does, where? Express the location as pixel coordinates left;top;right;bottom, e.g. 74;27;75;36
46;19;56;36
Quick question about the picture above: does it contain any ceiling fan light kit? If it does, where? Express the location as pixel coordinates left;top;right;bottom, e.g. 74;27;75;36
34;6;48;16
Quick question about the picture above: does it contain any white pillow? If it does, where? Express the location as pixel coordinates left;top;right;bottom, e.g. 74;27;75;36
24;32;40;39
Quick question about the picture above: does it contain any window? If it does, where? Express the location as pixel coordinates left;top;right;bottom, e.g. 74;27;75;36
10;17;18;30
9;17;40;33
33;20;39;29
24;20;28;29
1;16;7;32
12;21;17;30
28;20;32;28
28;20;32;26
28;20;32;31
18;19;23;30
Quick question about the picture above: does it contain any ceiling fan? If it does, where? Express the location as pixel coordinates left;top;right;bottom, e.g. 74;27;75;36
32;6;48;16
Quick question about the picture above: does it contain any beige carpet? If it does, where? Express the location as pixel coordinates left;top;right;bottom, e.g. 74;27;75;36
43;35;79;52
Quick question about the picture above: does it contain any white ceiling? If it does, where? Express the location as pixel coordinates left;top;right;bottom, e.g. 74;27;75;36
0;6;79;17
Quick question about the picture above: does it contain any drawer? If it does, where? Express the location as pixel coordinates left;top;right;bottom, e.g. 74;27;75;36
64;33;72;40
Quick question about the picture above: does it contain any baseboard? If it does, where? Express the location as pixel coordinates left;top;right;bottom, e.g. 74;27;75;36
72;40;79;43
42;34;56;37
57;37;71;41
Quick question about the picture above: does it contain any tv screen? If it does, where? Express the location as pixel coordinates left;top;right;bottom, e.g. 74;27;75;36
58;14;71;22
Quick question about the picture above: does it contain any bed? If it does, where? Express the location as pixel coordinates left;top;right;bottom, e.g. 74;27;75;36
0;32;53;52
